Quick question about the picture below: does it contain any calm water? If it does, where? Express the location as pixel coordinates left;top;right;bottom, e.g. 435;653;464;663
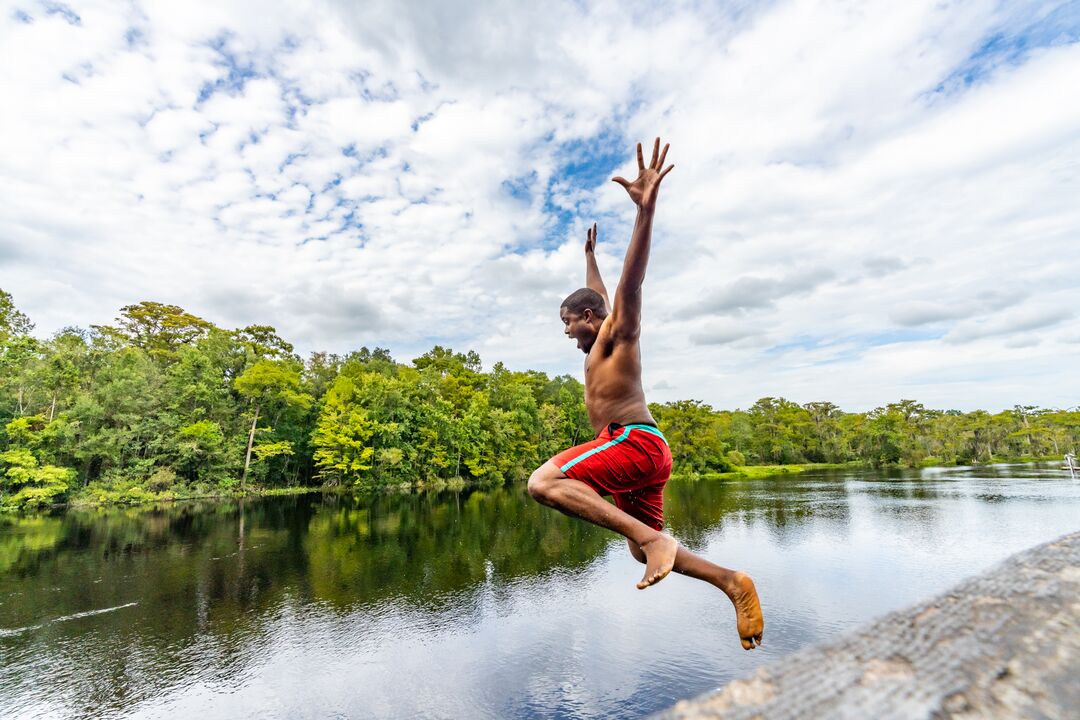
2;465;1079;719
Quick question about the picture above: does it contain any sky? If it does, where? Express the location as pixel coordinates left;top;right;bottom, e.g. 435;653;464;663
1;0;1079;412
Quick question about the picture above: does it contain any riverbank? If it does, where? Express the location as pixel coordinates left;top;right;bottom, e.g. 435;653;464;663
16;467;837;512
60;483;324;510
5;457;1067;513
671;462;862;482
671;455;1066;483
25;475;485;512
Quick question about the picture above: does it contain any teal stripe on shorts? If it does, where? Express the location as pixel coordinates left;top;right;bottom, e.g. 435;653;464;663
558;424;668;474
622;423;668;444
559;428;631;473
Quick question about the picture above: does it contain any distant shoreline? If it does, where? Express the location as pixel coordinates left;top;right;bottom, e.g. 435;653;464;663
4;457;1066;514
671;456;1063;481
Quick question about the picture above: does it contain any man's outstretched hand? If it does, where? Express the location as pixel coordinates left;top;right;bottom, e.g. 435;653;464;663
585;222;598;254
612;137;674;211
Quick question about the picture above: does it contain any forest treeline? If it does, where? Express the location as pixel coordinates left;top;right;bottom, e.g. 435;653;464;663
1;289;1078;510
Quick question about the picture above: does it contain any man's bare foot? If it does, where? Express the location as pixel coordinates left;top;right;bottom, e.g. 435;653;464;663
636;534;678;589
728;571;764;650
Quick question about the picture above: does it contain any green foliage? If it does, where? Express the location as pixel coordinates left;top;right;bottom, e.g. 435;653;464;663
75;480;160;507
0;413;75;509
312;376;376;486
1;288;1078;510
234;358;313;487
0;288;34;339
651;400;732;474
231;324;295;360
108;301;214;363
176;420;227;479
252;440;294;462
235;359;306;404
0;447;74;510
659;397;1080;472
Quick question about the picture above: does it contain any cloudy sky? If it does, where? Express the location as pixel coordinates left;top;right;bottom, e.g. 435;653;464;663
2;0;1078;412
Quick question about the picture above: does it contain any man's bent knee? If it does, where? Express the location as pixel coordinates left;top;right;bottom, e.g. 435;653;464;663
527;464;555;502
527;472;547;502
527;461;566;503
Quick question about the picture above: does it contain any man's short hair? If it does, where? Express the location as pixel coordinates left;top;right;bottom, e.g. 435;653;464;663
561;288;608;318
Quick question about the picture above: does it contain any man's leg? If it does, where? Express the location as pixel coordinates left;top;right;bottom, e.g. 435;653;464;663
627;539;764;650
527;460;677;588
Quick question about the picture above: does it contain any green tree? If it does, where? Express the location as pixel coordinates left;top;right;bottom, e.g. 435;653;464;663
0;288;33;341
234;359;312;490
311;376;376;486
175;420;228;481
651;400;731;474
863;405;905;466
105;301;214;363
232;324;295;361
803;401;850;463
0;415;74;509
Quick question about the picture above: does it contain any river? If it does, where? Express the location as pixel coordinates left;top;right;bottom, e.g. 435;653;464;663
2;464;1078;719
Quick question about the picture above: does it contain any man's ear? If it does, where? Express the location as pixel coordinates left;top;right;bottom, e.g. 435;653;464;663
581;308;593;323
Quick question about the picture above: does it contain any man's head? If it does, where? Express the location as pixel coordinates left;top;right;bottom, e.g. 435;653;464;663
560;288;608;354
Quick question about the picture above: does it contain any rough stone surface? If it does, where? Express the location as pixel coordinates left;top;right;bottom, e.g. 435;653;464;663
652;531;1080;720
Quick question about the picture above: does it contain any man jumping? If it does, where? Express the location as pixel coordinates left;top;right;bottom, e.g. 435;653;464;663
527;138;765;650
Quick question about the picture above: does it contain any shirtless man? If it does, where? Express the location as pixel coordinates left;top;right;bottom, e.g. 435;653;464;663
527;138;765;650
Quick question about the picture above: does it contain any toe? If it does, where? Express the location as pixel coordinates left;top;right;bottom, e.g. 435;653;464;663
740;637;753;650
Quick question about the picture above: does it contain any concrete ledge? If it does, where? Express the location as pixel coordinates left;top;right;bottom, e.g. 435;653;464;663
653;531;1080;720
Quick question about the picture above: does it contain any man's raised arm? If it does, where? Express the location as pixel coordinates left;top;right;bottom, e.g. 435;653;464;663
609;137;674;339
584;222;611;313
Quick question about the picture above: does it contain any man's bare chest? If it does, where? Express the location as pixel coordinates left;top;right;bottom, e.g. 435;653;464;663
584;348;618;391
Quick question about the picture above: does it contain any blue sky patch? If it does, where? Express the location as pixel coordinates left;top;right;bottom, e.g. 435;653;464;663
502;172;537;203
411;111;435;132
552;125;627;190
198;123;220;144
279;152;306;172
124;27;145;48
197;34;260;104
930;3;1080;95
765;334;823;355
766;328;945;363
859;329;946;346
41;1;79;25
281;83;316;127
537;125;628;248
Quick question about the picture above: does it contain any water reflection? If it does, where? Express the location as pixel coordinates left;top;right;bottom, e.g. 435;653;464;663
2;465;1079;719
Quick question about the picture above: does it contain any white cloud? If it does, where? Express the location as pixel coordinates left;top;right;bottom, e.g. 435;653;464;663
1;0;1078;412
946;307;1073;344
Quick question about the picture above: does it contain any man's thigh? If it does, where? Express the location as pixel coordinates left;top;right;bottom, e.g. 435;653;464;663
613;483;665;531
529;460;607;498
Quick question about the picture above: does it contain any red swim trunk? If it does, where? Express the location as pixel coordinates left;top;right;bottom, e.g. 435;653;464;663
550;423;672;530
